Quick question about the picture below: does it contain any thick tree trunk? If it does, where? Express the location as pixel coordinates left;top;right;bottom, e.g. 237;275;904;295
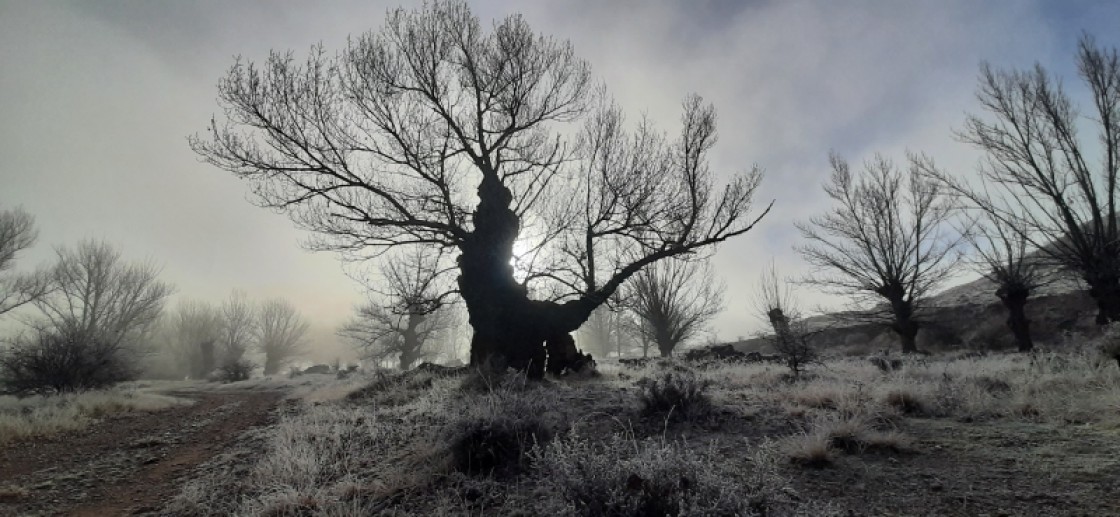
263;357;280;376
1087;276;1120;325
893;321;919;354
998;287;1033;352
459;173;594;378
888;298;919;354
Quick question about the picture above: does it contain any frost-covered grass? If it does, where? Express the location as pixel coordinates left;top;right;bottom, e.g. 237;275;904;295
167;337;1120;515
0;389;192;445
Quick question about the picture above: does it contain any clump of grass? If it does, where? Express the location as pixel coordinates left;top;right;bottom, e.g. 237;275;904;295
530;430;787;516
882;388;931;416
784;415;909;468
636;369;713;422
446;379;563;478
449;415;551;478
783;431;834;468
0;389;191;445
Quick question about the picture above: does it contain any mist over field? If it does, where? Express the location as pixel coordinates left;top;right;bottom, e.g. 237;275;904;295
3;1;1120;515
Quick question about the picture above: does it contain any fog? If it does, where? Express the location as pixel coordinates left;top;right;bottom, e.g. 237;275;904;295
1;0;1116;358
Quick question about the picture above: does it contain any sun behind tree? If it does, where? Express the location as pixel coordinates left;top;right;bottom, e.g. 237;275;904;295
191;0;769;377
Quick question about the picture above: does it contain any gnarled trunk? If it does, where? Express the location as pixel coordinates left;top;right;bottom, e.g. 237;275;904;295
997;286;1033;352
459;173;594;378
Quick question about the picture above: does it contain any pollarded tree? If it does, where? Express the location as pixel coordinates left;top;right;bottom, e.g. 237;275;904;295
962;216;1047;352
0;207;51;318
257;299;309;375
191;1;769;377
924;35;1120;324
797;153;960;354
340;249;456;370
625;258;724;358
754;262;815;377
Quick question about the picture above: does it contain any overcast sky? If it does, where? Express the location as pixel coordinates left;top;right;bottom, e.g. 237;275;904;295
1;0;1117;356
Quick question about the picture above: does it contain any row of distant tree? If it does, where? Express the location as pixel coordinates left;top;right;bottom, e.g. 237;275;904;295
0;208;311;393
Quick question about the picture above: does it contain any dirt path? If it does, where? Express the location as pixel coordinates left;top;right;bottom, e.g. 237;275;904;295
0;389;284;517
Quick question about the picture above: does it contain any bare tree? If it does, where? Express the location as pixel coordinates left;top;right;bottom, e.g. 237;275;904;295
191;1;769;377
218;290;256;368
754;262;816;377
4;240;174;392
257;299;309;375
170;299;222;379
797;153;960;353
34;240;173;347
0;207;50;317
340;250;456;370
624;258;724;358
962;216;1047;351
923;35;1120;324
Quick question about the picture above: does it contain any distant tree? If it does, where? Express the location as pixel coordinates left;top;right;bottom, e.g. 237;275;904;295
923;35;1120;324
257;299;309;375
191;0;769;377
962;217;1047;351
218;290;256;369
34;241;173;348
754;262;816;377
2;240;174;393
170;300;222;379
797;153;960;353
625;258;724;358
340;250;456;370
0;207;50;317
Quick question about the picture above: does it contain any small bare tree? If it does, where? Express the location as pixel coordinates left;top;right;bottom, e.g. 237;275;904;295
257;299;309;375
924;35;1120;324
217;290;256;371
0;207;50;317
962;216;1047;351
755;262;816;377
170;299;222;379
625;258;724;358
797;153;960;353
340;250;456;370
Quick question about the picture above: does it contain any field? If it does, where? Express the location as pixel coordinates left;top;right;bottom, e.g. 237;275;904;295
1;341;1118;516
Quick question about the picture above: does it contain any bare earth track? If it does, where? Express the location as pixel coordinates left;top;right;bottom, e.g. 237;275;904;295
0;389;283;517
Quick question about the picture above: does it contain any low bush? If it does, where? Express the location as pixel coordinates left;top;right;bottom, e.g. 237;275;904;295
0;328;137;394
213;359;255;383
636;369;713;422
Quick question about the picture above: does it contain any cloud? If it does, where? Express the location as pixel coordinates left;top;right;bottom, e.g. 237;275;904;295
1;0;1115;348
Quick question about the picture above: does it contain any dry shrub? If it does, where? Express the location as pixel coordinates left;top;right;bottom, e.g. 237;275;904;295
637;369;713;422
0;329;139;394
213;359;256;383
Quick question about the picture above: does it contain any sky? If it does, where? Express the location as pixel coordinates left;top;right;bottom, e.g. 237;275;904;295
1;0;1118;358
